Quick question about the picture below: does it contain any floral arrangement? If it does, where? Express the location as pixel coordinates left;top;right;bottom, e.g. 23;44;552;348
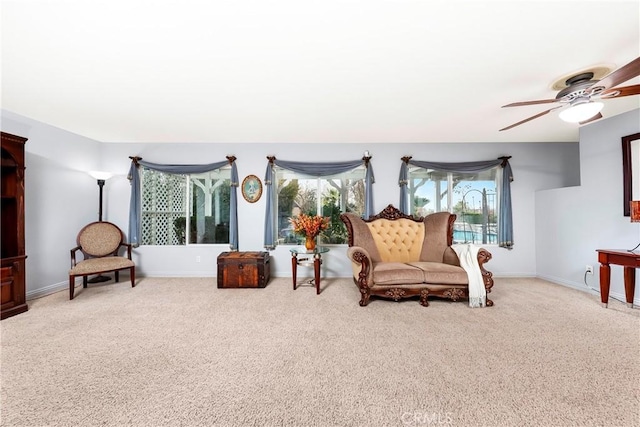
289;213;330;238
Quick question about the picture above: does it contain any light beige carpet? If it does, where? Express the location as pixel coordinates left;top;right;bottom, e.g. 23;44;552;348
1;277;639;427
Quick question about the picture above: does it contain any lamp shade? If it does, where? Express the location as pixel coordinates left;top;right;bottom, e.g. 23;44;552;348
558;101;603;123
88;171;113;181
631;200;640;223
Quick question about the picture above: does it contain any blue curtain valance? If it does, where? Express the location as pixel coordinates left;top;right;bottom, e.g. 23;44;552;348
127;157;239;249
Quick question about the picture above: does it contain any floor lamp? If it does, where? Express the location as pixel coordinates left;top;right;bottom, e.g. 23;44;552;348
88;171;113;282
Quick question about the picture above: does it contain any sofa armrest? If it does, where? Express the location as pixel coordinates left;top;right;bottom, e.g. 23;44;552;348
477;247;494;295
346;246;374;288
449;245;494;293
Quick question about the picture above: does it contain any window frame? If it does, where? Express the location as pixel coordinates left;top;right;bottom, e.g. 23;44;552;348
407;165;500;246
273;166;367;246
140;167;233;246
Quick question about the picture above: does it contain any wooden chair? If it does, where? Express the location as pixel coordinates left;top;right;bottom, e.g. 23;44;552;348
69;221;136;300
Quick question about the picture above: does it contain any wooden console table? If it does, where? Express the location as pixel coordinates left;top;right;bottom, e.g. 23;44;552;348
596;249;639;308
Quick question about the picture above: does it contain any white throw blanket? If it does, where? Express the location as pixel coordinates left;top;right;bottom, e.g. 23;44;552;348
452;244;486;308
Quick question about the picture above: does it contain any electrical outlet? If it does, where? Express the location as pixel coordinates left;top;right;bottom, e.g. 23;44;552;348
585;265;593;274
196;256;201;263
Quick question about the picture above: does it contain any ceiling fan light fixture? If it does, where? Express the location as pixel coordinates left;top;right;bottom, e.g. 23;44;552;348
558;101;604;123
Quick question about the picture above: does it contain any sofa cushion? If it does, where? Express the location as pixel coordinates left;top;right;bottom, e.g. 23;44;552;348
372;262;425;285
407;262;468;285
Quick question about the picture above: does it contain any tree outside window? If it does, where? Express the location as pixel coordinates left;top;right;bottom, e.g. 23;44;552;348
275;168;365;245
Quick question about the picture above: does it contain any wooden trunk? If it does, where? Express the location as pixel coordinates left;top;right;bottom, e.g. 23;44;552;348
217;251;270;288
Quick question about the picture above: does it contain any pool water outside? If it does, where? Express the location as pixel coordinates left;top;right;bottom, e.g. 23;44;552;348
453;229;497;244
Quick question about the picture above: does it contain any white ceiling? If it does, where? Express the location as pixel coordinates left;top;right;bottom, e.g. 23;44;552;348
1;0;639;144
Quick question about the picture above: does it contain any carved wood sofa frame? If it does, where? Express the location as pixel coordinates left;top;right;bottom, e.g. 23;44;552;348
340;205;494;307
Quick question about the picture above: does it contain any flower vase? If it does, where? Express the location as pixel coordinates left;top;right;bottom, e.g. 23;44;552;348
305;235;316;251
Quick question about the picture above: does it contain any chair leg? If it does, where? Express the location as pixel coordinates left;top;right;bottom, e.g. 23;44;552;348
115;271;120;283
130;267;136;287
83;276;88;288
69;275;75;300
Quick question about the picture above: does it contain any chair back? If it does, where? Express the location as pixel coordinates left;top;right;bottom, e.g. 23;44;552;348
77;221;124;257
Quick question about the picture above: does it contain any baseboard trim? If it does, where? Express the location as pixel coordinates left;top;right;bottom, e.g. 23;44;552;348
27;274;639;307
537;273;640;306
26;281;68;300
27;276;132;301
137;271;215;278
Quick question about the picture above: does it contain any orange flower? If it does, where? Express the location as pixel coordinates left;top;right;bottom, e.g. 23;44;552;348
289;213;330;237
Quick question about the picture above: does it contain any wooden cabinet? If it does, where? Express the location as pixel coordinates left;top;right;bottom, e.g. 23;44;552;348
1;132;28;320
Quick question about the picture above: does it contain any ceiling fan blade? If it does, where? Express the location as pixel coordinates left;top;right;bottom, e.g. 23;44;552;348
499;106;563;131
588;56;640;94
502;99;559;108
601;84;640;98
579;112;603;125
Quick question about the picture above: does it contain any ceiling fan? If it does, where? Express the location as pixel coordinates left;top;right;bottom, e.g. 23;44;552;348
500;56;640;131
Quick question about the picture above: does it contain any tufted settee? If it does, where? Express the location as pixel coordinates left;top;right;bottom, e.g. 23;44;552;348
340;205;494;307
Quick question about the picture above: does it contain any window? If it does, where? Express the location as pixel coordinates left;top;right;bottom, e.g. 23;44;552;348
275;167;366;245
141;167;232;245
407;166;499;245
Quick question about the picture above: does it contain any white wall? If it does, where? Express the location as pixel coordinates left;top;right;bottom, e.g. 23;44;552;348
536;109;640;305
2;110;103;298
101;140;580;279
3;109;587;298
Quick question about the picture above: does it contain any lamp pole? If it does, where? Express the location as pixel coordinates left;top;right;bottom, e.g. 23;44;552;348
97;179;105;221
89;171;113;221
87;171;113;283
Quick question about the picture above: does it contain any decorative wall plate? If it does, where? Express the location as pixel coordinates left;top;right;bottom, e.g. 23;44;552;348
242;174;262;203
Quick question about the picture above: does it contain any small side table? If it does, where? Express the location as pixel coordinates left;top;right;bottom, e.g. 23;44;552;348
596;249;639;308
290;247;329;295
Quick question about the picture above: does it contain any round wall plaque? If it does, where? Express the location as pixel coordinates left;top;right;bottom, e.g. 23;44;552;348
241;174;262;203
